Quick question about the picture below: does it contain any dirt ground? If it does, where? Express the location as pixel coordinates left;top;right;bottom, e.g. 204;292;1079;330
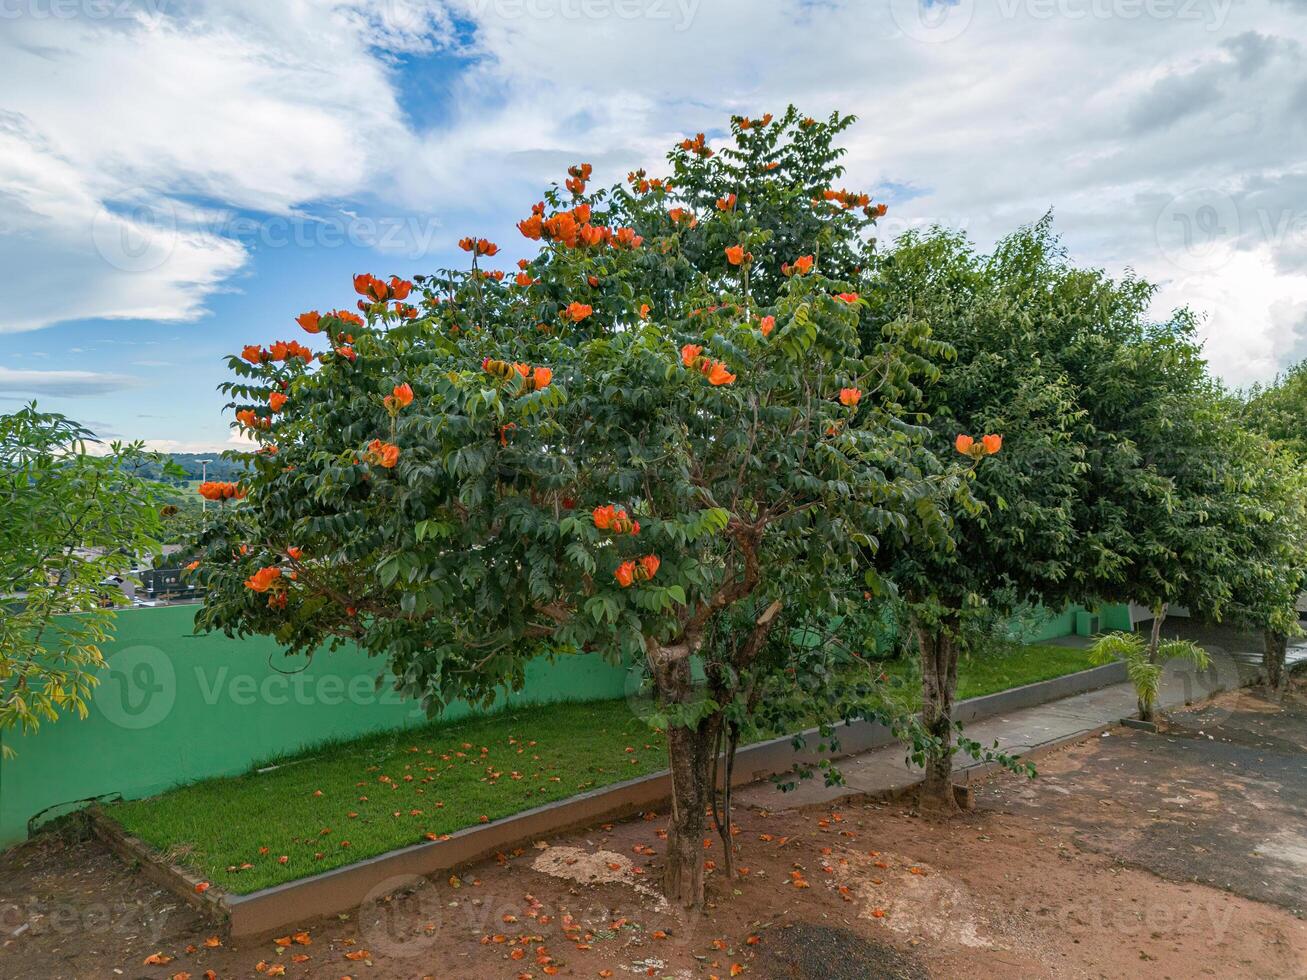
3;684;1307;979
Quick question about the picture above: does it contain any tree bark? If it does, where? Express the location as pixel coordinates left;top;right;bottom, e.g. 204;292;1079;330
916;615;961;813
1264;629;1288;697
647;642;718;909
1140;603;1168;722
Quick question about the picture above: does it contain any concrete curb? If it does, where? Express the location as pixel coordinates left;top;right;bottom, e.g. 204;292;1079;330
95;659;1131;938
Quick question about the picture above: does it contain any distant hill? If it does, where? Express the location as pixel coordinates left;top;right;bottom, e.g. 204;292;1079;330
133;453;248;484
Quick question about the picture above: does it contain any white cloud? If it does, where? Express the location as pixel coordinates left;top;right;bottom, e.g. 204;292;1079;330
3;0;1306;386
0;366;142;397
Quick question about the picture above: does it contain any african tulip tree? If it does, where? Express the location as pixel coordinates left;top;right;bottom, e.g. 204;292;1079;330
194;111;969;908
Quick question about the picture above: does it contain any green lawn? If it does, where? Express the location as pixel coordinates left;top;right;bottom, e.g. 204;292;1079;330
109;640;1096;894
111;699;667;894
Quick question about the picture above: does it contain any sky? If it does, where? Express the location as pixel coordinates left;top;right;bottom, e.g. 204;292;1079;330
2;0;1305;452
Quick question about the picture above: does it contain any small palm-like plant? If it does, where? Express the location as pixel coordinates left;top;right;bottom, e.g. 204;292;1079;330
1089;631;1210;722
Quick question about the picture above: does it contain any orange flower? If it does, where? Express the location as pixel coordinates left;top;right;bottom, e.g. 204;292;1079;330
724;244;748;266
185;560;200;572
365;438;400;469
562;302;593;322
235;409;265;429
331;309;364;328
716;193;737;211
388;277;413;300
982;434;1003;455
572;203;591;223
637;555;660;581
478;239;498;256
383;382;414;413
353;273;389;302
613;227;642;248
517;214;543;239
835;292;860;304
296;311;321;334
838;387;861;407
241;345;266;364
532;366;552;390
334;346;357;363
514;272;536;287
639;303;651;319
287;546;303;560
244;566;282;593
759;315;775;337
955;434;976;456
680;344;703;367
783;254;815;277
704;361;736;386
268;391;288;412
593;505;617;530
614;560;636;588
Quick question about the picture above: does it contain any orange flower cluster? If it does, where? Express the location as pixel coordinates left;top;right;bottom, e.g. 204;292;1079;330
821;188;871;209
626;169;668;194
615;555;660;588
518;203;643;251
593;505;639;536
561;302;593;322
364;438;400;469
268;391;288;412
514;271;536;287
680;133;713;157
716;193;737;212
737;113;773;130
724;244;752;266
838;387;862;407
458;238;499;256
565;162;592;195
680;344;736;386
242;340;313;364
198;481;245;501
668;207;698;228
235;409;270;430
955;434;1003;459
354;273;413;302
334;345;358;363
383;382;414;413
244;565;283;597
781;254;815;277
481;359;553;392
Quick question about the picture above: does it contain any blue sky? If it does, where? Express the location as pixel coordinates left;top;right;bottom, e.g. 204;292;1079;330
3;0;1306;451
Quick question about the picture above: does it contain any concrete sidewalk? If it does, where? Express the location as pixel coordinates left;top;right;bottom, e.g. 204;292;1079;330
735;659;1250;812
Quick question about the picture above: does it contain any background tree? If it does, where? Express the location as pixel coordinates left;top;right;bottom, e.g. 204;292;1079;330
859;224;1089;808
194;111;971;908
0;405;176;755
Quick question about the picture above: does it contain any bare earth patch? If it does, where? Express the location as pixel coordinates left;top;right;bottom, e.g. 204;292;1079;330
4;684;1307;978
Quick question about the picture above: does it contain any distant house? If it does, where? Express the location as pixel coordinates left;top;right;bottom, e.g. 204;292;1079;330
138;567;200;602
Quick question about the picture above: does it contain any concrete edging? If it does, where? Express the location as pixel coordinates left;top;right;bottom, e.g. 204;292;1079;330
97;658;1130;938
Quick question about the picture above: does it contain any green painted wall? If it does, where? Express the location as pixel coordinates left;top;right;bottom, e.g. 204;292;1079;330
0;605;632;847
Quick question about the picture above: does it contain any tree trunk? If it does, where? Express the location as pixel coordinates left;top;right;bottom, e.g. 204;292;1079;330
647;644;718;909
916;615;961;813
1264;629;1288;697
1140;603;1168;722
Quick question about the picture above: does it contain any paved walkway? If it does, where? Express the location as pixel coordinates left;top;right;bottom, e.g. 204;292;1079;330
738;635;1306;811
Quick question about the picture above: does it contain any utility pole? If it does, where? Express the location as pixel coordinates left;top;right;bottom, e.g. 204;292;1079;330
199;459;212;511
